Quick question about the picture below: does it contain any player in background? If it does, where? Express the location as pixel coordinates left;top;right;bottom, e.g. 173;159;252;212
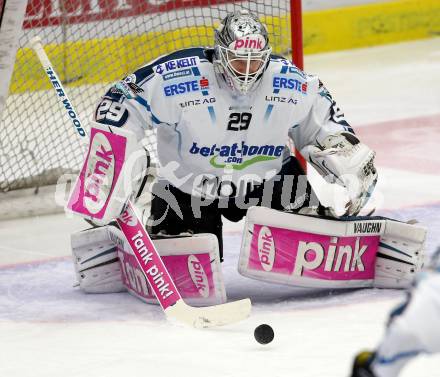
351;261;440;377
94;9;377;260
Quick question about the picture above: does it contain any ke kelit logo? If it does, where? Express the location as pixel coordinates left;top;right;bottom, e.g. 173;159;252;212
232;35;265;50
273;77;308;94
188;255;210;298
155;56;198;74
164;77;209;96
258;226;275;271
83;132;115;215
163;69;192;81
189;141;285;170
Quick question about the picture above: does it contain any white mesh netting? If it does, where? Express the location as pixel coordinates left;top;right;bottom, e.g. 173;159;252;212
0;0;296;192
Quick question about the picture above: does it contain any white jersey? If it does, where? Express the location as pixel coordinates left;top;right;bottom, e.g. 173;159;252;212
372;271;440;377
94;47;353;198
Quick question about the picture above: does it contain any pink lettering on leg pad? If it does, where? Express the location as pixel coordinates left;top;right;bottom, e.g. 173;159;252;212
118;250;218;305
248;224;379;281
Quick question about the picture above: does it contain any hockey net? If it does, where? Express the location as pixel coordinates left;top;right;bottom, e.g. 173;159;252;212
0;0;302;205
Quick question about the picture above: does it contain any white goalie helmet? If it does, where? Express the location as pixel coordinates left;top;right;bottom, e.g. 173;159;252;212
214;10;272;95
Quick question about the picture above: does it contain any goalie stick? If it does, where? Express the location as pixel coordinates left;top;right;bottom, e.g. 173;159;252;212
30;36;251;328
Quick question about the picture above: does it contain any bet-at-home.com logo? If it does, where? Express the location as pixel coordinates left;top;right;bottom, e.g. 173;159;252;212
190;141;284;170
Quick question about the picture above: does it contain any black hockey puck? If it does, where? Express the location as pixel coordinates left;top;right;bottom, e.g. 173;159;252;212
254;324;274;345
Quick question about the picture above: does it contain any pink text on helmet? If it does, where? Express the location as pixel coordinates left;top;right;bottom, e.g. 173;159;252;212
231;35;266;51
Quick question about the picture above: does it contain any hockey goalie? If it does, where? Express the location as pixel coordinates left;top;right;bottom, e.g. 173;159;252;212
68;10;426;307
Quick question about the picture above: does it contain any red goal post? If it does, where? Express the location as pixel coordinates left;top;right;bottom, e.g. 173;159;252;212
0;0;305;197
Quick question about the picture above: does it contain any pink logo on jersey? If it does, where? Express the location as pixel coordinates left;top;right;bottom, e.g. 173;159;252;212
248;225;379;280
231;35;265;51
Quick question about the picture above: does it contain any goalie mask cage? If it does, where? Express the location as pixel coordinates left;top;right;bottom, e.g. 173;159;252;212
0;0;303;195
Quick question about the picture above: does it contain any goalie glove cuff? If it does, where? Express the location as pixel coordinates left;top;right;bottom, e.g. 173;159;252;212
301;132;378;216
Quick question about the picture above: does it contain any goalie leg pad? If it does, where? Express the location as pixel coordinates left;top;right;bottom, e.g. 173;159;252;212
113;229;226;307
71;226;126;294
71;226;226;306
374;220;425;288
238;207;426;289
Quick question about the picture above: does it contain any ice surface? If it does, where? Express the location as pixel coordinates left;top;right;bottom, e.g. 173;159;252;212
1;38;440;377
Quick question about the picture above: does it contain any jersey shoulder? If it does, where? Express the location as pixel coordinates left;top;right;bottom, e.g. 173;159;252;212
267;54;310;80
265;54;318;96
97;47;213;120
132;47;212;84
